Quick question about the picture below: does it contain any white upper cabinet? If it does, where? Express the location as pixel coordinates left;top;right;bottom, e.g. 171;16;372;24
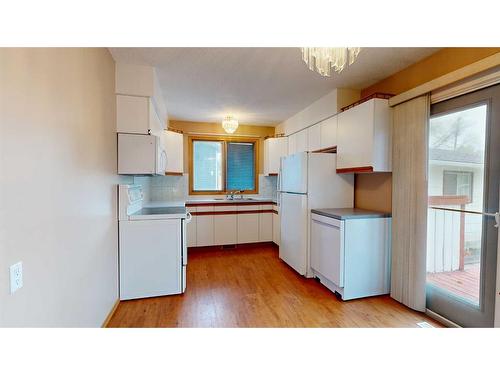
295;129;308;153
336;98;392;173
319;116;337;150
264;137;288;175
288;129;308;156
115;63;167;122
164;130;184;174
287;133;297;155
116;95;165;136
307;123;321;152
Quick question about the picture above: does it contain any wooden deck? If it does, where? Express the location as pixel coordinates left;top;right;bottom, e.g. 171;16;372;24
108;244;442;328
427;263;480;304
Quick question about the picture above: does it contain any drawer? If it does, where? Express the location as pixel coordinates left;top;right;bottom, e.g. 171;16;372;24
214;205;237;212
260;205;273;210
311;213;341;227
237;205;259;212
196;205;214;212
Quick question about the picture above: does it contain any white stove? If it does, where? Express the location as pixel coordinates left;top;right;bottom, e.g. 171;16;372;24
118;184;190;300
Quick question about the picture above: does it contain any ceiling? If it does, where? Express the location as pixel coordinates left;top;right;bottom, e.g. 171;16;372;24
109;47;440;126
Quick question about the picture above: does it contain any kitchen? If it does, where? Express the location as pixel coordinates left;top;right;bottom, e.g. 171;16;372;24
110;56;396;320
2;3;500;374
86;46;500;330
3;43;500;375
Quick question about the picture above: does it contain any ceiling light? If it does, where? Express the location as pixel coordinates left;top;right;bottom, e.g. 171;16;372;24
222;116;239;134
301;47;361;77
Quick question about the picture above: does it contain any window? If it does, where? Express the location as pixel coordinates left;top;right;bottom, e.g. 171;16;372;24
443;170;473;202
189;137;258;194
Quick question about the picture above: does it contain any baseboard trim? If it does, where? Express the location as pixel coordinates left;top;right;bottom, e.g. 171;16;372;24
426;309;462;328
102;299;120;328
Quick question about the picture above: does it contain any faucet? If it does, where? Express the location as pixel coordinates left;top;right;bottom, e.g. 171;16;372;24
226;190;242;200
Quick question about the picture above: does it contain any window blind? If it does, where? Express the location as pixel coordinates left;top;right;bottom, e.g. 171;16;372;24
226;142;255;191
192;141;223;191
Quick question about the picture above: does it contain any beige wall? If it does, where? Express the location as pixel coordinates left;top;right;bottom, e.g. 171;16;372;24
169;120;276;174
0;48;118;327
361;48;500;98
355;48;500;213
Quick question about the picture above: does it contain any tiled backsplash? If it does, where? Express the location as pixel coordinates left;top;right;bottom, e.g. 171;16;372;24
132;174;277;203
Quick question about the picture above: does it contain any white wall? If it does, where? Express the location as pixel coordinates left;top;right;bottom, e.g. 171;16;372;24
0;48;118;327
276;88;360;135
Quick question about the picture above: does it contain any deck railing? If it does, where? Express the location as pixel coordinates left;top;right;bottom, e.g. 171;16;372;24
427;195;469;273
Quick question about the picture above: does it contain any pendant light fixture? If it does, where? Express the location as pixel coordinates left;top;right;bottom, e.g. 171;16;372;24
222;116;239;134
301;47;361;77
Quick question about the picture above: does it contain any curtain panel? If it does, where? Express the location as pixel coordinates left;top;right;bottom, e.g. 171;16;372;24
391;94;430;312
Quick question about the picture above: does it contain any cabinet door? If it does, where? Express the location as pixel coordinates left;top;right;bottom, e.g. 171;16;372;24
186;208;197;247
267;138;288;175
196;215;214;247
165;130;184;174
237;213;260;243
116;95;150;134
310;215;344;287
148;100;164;136
259;212;273;241
272;211;280;246
214;214;237;245
118;134;156;175
307;123;321;152
296;129;308;153
320;116;337;150
288;133;297;156
337;100;374;171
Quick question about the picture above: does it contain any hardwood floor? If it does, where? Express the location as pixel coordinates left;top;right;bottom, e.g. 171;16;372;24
107;244;441;328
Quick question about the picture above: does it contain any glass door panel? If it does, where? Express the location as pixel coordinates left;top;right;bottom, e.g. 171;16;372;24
426;84;500;327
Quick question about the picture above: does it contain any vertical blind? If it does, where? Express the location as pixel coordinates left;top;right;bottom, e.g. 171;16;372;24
192;141;223;191
226;142;255;191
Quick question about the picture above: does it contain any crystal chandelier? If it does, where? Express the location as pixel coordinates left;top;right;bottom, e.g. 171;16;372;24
222;116;239;134
301;48;361;77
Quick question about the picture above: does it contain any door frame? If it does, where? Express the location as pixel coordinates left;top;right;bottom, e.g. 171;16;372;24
426;84;500;327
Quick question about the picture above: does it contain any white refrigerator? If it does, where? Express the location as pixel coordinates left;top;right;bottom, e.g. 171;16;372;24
278;152;354;276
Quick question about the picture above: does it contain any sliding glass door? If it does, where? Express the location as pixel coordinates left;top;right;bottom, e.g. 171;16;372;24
426;84;500;327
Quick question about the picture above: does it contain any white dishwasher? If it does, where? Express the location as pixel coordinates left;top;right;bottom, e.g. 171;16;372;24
118;185;191;300
310;208;391;300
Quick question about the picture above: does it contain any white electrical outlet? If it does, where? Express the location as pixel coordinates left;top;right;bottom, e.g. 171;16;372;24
10;261;23;294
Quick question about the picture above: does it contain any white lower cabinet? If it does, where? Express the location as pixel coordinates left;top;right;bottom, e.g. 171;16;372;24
272;209;280;246
310;213;391;300
237;213;260;244
189;203;279;247
259;212;273;242
196;215;214;247
186;207;197;247
310;216;344;287
214;214;237;245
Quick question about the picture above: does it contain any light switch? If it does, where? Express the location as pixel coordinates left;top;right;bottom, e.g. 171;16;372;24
10;261;23;294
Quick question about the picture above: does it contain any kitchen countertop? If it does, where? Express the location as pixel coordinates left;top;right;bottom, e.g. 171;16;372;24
311;208;391;220
129;206;187;220
186;198;277;205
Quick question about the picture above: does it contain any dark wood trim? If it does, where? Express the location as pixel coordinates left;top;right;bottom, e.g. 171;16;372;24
311;146;337;153
268;173;278;176
264;134;285;140
186;201;275;207
191;209;274;216
336;166;374;174
340;93;395;112
165;172;184;176
188;135;260;195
